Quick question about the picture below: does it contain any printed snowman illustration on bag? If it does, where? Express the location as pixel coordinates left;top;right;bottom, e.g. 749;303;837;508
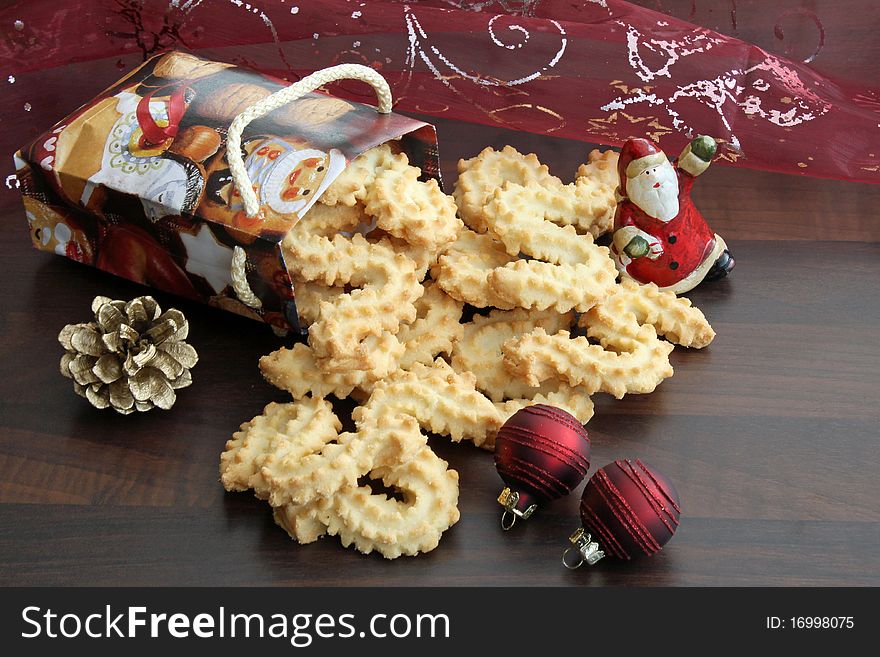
80;87;204;222
611;136;735;294
203;137;345;233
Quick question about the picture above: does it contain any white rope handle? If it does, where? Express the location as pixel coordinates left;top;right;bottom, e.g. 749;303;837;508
231;246;262;309
225;64;392;310
227;63;392;218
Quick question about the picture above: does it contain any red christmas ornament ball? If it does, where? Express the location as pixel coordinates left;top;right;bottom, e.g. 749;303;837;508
579;458;681;560
494;404;591;516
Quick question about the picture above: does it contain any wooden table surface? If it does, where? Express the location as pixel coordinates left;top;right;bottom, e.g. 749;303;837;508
1;114;878;587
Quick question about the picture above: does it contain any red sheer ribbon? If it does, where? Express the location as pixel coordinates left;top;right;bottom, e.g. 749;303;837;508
2;0;879;184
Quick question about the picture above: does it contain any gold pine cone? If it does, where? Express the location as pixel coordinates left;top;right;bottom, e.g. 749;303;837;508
58;296;198;414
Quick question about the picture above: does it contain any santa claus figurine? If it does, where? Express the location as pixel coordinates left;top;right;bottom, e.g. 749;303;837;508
611;136;734;294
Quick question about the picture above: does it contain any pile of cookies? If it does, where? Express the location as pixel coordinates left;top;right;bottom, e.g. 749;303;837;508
220;144;715;559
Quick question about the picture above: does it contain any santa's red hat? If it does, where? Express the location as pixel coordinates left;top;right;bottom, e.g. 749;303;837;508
617;138;668;196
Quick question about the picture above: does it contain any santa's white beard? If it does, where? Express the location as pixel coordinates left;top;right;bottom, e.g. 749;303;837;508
627;163;680;222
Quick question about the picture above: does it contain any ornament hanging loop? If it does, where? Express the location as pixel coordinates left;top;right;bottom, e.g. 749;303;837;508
562;528;605;569
500;511;517;531
497;487;537;531
562;547;584;570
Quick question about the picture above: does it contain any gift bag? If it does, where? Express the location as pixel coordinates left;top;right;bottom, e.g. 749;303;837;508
14;51;440;332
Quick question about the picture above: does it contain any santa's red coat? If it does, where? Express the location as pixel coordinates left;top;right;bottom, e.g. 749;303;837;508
612;167;717;289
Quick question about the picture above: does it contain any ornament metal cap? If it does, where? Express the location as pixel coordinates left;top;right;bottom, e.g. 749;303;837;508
562;527;606;569
497;487;537;531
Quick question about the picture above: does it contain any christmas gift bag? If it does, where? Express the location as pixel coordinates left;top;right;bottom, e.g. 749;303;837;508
14;51;440;332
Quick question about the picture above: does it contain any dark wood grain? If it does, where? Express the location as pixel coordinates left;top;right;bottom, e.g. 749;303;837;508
1;118;879;586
